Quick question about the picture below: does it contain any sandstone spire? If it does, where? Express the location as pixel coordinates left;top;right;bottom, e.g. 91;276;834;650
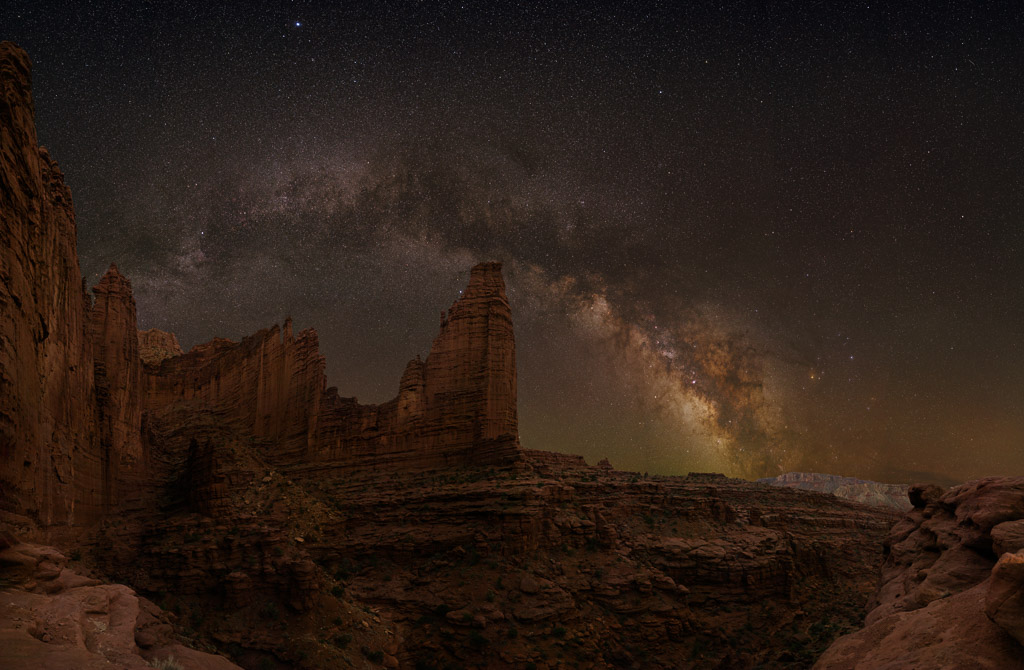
89;263;144;508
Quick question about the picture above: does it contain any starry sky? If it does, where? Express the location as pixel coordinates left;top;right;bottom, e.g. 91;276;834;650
5;1;1023;484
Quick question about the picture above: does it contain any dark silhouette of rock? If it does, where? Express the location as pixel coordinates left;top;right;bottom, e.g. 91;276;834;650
907;482;946;508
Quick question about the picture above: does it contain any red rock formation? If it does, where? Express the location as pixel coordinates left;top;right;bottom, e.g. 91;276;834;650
0;528;242;669
138;328;183;366
143;262;519;472
3;42;914;668
0;42;101;526
815;477;1024;669
89;264;144;510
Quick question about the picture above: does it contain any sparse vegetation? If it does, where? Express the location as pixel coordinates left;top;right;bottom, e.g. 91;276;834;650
361;647;384;663
149;656;184;670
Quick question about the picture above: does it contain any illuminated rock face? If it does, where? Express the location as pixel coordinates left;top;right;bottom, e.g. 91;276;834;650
0;42;101;526
141;262;520;472
815;477;1024;670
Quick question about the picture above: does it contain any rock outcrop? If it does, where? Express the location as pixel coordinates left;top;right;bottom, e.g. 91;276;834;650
815;477;1024;669
760;472;912;510
138;328;183;366
142;262;519;473
0;528;242;670
0;42;101;527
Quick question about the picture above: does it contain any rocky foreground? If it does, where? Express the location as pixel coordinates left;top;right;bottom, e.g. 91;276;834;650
53;449;891;669
815;477;1024;669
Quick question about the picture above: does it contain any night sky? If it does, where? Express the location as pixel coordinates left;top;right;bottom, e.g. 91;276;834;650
5;1;1023;484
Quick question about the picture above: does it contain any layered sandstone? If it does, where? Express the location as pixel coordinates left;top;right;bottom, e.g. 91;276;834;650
0;42;101;526
89;264;144;509
138;328;183;366
142;262;519;473
815;478;1024;669
85;445;898;669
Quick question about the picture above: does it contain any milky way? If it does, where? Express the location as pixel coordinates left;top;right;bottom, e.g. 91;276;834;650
5;1;1023;482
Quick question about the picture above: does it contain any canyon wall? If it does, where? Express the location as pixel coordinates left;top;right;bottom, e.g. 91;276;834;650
142;261;520;472
1;42;518;530
0;43;101;526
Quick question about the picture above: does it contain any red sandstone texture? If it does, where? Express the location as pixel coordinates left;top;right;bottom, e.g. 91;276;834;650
142;261;519;472
815;477;1024;669
0;528;241;669
0;42;102;526
89;264;145;509
85;449;898;668
138;328;184;366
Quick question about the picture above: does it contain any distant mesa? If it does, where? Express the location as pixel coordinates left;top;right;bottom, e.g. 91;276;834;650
759;472;913;510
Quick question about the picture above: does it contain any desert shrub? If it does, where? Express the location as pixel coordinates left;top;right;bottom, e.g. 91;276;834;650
149;656;184;670
334;633;352;648
361;647;384;663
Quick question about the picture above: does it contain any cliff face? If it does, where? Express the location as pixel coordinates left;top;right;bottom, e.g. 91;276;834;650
142;262;519;472
816;478;1024;669
0;43;101;526
0;43;150;527
89;264;144;509
0;40;519;525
